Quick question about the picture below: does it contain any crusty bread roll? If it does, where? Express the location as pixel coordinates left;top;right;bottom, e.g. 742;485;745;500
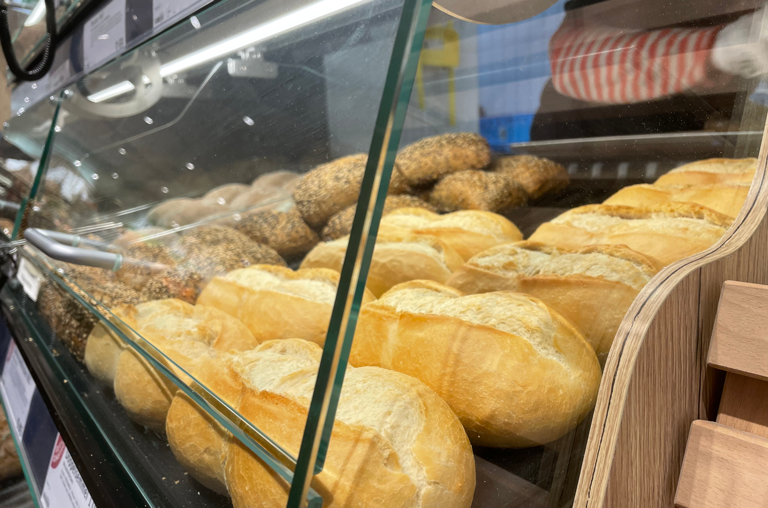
322;195;436;241
173;225;286;267
202;184;251;207
653;158;756;187
351;280;601;447
226;339;476;508
447;242;659;359
428;170;527;213
229;187;289;212
197;265;374;344
149;199;226;228
604;183;749;218
492;155;569;201
395;133;491;186
147;198;194;227
380;208;523;260
84;323;126;385
251;170;301;191
233;208;319;258
528;204;732;266
301;232;464;297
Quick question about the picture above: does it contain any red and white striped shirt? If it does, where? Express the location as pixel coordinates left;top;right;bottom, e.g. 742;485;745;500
549;19;723;104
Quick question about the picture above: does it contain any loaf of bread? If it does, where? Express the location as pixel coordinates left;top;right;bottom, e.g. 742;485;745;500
395;133;491;186
197;265;374;344
447;242;659;360
223;339;475;508
202;184;251;207
492;155;569;201
604;183;749;218
351;280;601;447
654;158;756;186
233;208;319;258
380;208;523;260
322;195;436;241
428;170;528;213
528;204;732;266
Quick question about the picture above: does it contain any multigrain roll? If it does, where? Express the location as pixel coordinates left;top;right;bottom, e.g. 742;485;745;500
528;204;732;266
197;265;375;344
229;187;289;212
225;339;476;508
395;133;491;186
447;242;660;359
173;226;286;267
492;155;569;201
302;232;464;297
351;281;601;447
429;170;527;213
116;244;177;291
604;183;750;218
322;195;437;240
380;208;523;260
654;158;756;186
234;208;319;258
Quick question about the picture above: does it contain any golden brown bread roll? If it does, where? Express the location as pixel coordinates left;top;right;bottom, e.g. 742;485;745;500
351;280;601;447
395;133;492;186
653;158;756;186
492;155;569;201
197;265;375;344
447;242;660;360
604;183;749;218
321;195;436;241
380;208;523;260
428;170;527;213
528;204;732;266
233;208;319;258
225;339;476;508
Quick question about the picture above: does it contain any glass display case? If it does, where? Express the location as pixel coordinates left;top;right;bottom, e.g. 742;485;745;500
1;0;768;507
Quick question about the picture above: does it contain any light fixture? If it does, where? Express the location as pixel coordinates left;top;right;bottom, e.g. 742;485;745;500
87;80;136;103
159;0;366;77
24;0;46;27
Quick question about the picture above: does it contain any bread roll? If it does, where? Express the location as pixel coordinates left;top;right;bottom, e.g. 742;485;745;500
428;170;527;213
173;225;286;267
229;187;289;212
116;243;178;291
226;339;476;508
604;183;749;218
197;265;374;344
84;323;126;384
322;195;437;241
251;170;301;191
113;228;175;247
446;242;659;359
380;208;523;260
351;280;601;447
302;232;464;297
233;208;319;258
654;158;756;186
528;204;732;266
147;198;194;226
150;199;225;228
202;184;250;207
395;133;491;185
492;155;569;201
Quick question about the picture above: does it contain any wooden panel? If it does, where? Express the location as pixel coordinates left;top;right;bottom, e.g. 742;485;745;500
708;281;768;380
675;420;768;508
717;372;768;440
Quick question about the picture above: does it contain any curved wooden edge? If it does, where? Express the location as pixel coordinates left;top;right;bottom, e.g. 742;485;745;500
573;121;768;508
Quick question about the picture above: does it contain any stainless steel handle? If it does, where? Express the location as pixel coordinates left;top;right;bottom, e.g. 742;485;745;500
24;228;123;271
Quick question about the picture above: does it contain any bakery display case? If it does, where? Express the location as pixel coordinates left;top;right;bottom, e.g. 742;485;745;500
2;0;768;507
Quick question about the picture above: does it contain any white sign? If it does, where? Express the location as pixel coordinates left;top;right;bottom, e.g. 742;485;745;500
0;342;36;436
153;0;199;28
83;0;127;71
40;435;96;508
17;258;42;302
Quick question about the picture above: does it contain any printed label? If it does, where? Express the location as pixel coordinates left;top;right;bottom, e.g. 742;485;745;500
0;343;36;436
83;0;127;71
40;435;96;508
17;258;42;302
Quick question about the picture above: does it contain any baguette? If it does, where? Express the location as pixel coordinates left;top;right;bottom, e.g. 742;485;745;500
395;133;491;185
492;155;569;200
654;158;756;186
322;195;436;241
428;170;528;213
351;280;601;447
604;183;749;218
447;242;659;359
528;204;732;266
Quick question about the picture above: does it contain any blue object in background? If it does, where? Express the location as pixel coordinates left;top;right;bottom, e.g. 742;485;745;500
481;115;535;151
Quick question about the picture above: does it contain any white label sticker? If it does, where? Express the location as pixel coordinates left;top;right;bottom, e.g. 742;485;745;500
17;258;42;302
0;342;36;436
83;0;126;71
152;0;199;28
40;435;96;508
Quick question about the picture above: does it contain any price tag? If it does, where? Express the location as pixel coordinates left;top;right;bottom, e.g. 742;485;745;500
17;258;42;302
40;435;96;508
152;0;199;28
83;0;127;71
0;342;36;437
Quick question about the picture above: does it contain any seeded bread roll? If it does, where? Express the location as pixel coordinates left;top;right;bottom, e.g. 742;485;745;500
233;208;319;258
604;183;750;218
197;265;375;344
151;199;225;228
429;170;528;213
492;155;569;201
116;244;178;291
202;184;251;207
395;133;492;186
351;280;601;447
529;204;732;266
251;170;301;191
173;225;286;267
322;195;437;241
380;208;523;260
229;187;289;212
654;158;756;186
302;232;465;297
447;242;660;360
147;198;194;227
225;339;476;508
